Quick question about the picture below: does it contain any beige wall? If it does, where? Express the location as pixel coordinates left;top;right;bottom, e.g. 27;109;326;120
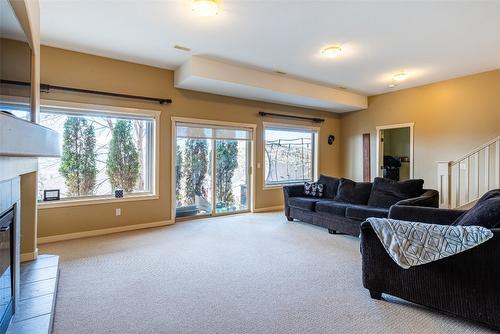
340;69;500;189
37;46;342;238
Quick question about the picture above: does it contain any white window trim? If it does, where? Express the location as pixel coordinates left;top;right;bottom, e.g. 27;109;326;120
37;99;160;208
262;121;320;190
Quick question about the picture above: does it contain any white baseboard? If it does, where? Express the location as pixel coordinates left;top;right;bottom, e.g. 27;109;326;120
21;248;38;262
253;205;284;213
37;220;174;244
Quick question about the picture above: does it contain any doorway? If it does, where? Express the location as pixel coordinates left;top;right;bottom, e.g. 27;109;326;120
376;123;414;181
172;118;255;220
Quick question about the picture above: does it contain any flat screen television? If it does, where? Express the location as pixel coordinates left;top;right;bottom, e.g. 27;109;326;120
0;0;33;121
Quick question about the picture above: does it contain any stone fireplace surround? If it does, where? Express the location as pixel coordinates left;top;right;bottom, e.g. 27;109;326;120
1;114;61;333
0;173;59;334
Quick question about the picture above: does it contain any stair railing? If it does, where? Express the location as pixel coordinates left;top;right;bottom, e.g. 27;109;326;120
437;136;500;209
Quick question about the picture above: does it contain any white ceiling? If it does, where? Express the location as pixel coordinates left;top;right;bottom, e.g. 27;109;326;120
0;0;27;41
39;0;500;96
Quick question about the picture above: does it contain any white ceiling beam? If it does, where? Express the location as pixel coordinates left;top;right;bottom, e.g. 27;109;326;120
175;56;367;113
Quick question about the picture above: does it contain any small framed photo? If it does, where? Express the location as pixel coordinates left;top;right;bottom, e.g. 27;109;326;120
114;189;124;198
43;189;60;201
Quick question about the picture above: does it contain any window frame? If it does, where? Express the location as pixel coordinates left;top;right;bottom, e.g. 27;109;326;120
171;117;257;220
37;99;160;209
262;122;319;189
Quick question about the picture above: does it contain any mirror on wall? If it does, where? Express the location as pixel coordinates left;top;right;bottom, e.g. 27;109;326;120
0;0;33;121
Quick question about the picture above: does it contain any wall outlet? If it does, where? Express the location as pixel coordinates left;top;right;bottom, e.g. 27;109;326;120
257;162;261;168
115;208;121;216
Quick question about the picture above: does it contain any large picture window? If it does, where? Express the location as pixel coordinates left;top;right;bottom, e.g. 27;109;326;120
264;125;318;186
38;103;156;202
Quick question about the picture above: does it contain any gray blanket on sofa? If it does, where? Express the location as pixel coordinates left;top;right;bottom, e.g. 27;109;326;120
367;218;493;269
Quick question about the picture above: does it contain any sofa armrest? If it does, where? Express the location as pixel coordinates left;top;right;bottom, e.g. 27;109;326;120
360;223;500;329
283;184;305;198
388;205;465;225
395;189;439;208
283;184;305;218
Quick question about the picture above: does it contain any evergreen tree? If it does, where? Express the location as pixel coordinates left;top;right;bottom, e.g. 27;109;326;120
106;120;139;192
215;141;238;206
59;116;97;196
183;139;208;204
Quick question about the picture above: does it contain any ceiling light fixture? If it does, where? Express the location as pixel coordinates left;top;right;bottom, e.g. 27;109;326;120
192;0;220;16
392;71;408;82
320;45;342;58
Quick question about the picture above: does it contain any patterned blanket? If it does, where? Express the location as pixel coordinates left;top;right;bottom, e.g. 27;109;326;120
367;218;493;269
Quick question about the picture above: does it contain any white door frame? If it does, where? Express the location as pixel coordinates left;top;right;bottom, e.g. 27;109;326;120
171;117;257;222
375;123;414;179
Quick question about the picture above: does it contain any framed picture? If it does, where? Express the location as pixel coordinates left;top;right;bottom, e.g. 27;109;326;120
43;189;60;201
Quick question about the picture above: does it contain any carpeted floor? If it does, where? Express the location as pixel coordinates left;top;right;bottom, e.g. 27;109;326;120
40;212;493;334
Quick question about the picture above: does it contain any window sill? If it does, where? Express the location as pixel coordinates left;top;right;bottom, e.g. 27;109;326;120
37;194;159;209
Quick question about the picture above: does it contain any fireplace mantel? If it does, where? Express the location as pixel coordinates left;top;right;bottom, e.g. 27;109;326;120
0;113;60;159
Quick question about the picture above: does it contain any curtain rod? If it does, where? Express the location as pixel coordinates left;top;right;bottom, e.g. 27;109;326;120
1;79;172;105
258;111;324;123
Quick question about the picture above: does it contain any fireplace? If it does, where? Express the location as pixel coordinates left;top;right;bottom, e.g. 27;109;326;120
0;207;14;333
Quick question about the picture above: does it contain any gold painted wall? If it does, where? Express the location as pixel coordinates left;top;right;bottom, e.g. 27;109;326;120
37;46;342;238
340;69;500;189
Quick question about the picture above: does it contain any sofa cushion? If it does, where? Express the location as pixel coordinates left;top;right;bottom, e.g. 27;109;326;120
453;189;500;228
346;205;389;221
334;178;372;205
317;175;340;199
367;177;424;208
315;201;351;217
288;197;321;211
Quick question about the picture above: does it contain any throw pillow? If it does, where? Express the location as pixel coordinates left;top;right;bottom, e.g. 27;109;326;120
304;182;324;197
367;177;424;208
334;178;372;205
453;190;500;228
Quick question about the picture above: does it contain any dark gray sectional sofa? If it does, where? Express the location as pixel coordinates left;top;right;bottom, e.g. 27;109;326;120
283;175;439;236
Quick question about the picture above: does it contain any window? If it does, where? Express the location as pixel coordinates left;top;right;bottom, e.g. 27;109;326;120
264;125;318;186
37;103;157;202
174;121;253;218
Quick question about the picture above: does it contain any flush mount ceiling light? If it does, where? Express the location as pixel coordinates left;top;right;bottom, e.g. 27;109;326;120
320;45;342;58
393;71;408;82
192;0;220;16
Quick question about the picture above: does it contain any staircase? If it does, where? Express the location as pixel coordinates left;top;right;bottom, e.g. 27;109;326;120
437;136;500;209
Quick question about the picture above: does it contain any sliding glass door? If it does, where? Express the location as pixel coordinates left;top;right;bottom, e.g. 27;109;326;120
175;122;252;219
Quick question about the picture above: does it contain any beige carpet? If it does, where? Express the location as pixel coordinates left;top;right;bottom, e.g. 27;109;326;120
40;212;493;334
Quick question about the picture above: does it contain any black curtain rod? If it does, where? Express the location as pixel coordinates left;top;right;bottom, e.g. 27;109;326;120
259;111;324;123
1;79;172;105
